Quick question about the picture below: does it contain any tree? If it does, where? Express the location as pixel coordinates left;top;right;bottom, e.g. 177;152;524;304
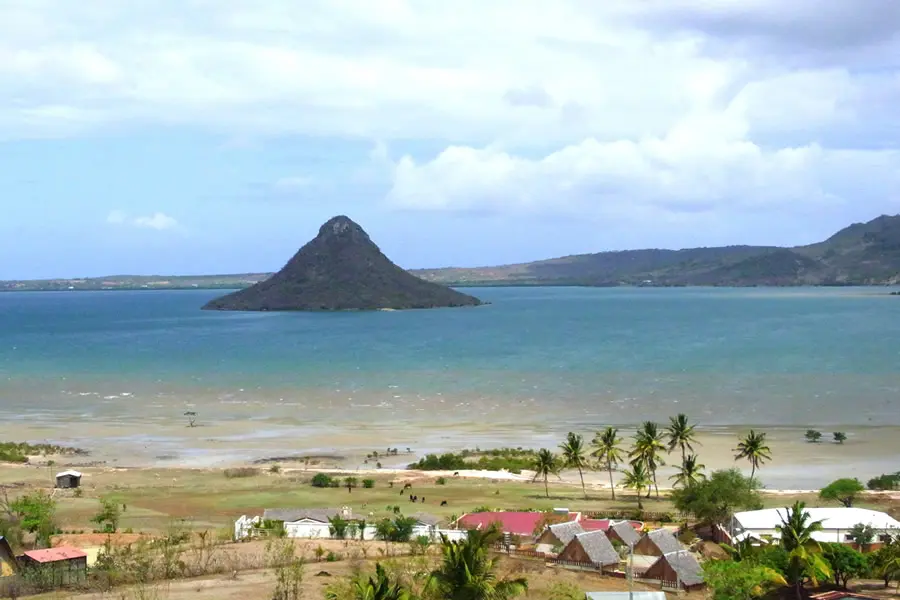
822;543;868;588
559;432;589;499
818;478;864;507
330;563;409;600
531;448;559;498
805;430;822;443
833;432;847;444
9;491;55;548
621;461;652;510
184;411;197;427
703;560;786;600
870;541;900;588
591;427;624;500
776;501;831;600
847;522;876;548
267;537;304;600
671;468;762;526
734;430;772;483
92;497;122;533
428;523;528;600
345;476;358;493
670;454;706;488
629;421;666;498
328;516;350;540
311;473;333;488
666;413;700;466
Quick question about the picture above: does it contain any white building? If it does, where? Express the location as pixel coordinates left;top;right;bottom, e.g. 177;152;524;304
731;507;900;544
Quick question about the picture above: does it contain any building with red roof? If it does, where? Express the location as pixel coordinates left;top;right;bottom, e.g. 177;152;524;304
19;546;87;587
456;512;580;537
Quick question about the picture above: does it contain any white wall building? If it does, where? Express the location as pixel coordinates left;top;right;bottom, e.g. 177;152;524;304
731;507;900;544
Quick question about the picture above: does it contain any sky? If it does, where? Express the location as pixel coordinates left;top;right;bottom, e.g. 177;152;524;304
1;0;900;279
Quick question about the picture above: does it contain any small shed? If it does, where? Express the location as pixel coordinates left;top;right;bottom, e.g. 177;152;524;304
19;547;88;587
634;528;682;557
0;537;17;577
643;549;704;590
607;519;642;547
558;530;620;569
54;470;82;489
536;521;585;554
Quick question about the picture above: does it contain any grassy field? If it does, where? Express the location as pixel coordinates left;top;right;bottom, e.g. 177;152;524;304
3;463;897;535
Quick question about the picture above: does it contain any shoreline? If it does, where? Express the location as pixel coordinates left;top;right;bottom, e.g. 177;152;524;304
3;424;898;490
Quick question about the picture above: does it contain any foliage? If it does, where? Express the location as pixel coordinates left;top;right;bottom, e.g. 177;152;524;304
703;559;786;599
363;479;376;488
267;536;304;600
847;522;876;547
833;431;847;444
805;430;822;443
428;523;528;600
666;413;700;464
671;468;762;525
867;471;900;491
870;540;900;588
269;464;281;474
9;491;55;535
435;477;446;485
822;543;868;588
546;582;584;600
184;411;198;427
92;497;122;533
410;448;537;474
374;516;418;543
311;473;335;488
0;441;86;463
621;461;652;510
327;563;410;600
409;535;432;556
329;516;350;540
559;432;589;498
734;430;772;482
777;501;831;600
818;478;864;507
224;467;259;478
591;426;624;500
531;448;560;498
345;477;359;492
629;421;666;498
670;454;706;488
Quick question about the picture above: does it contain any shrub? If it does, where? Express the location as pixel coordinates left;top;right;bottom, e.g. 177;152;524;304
867;472;900;491
311;473;333;488
805;429;822;443
435;477;447;485
325;551;340;562
833;432;847;444
224;467;259;478
269;464;281;474
362;479;375;489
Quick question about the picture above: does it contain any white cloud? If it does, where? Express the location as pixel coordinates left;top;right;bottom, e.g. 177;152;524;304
106;210;179;231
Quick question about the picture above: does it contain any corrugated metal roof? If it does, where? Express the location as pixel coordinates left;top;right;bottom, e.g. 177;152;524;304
55;470;82;478
457;512;579;536
734;507;900;532
262;508;342;523
23;547;87;563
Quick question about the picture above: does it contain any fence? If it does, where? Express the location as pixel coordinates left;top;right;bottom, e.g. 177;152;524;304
634;577;684;592
581;510;688;523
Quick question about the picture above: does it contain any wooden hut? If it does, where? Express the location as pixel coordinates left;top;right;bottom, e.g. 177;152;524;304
557;530;620;570
607;519;641;547
633;528;682;557
535;521;584;554
19;547;87;587
642;550;704;590
54;470;82;489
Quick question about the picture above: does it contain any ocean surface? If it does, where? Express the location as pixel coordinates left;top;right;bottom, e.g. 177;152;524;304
2;286;899;434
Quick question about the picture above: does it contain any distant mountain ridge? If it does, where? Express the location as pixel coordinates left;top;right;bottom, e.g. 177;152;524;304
413;214;900;287
3;214;899;291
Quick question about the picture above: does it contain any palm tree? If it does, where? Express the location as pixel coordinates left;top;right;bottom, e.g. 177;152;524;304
591;427;625;500
669;454;706;488
330;563;409;600
777;501;831;600
665;414;700;466
621;461;652;510
532;448;559;498
559;432;589;499
734;430;772;483
629;422;666;498
428;523;528;600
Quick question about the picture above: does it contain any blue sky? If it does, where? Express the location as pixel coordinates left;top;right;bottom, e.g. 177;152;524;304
2;1;899;279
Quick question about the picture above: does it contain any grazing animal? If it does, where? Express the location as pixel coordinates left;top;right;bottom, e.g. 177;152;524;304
389;481;393;488
440;500;448;506
453;472;459;476
421;497;425;503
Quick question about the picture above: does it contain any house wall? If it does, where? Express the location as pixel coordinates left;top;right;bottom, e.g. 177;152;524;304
633;537;663;557
643;557;676;582
21;557;87;587
557;542;590;563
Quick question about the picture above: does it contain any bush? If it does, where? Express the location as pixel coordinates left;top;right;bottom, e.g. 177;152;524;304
362;479;375;489
805;429;822;443
325;551;340;562
436;477;447;485
311;473;333;488
671;469;762;525
269;464;281;474
867;472;900;491
224;467;259;478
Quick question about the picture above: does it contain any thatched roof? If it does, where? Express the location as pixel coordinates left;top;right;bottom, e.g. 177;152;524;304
548;521;585;545
644;528;682;554
572;530;619;567
660;550;704;587
609;520;641;546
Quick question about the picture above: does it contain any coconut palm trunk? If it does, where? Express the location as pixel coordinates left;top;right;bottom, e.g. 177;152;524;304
607;461;616;500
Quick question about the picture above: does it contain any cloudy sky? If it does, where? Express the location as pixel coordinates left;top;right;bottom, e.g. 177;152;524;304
2;0;899;278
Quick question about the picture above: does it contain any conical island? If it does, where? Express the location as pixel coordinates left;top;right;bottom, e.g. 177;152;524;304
202;216;483;311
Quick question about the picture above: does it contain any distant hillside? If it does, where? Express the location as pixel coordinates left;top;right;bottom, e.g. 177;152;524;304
3;214;900;291
413;214;900;287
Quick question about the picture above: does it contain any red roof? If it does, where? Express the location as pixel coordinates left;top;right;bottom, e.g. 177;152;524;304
22;547;87;563
580;519;644;532
456;512;579;536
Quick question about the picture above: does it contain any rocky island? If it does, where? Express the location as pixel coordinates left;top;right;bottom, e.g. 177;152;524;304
202;216;482;311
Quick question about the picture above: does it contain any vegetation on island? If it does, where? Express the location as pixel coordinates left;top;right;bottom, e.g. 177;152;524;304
0;441;87;463
410;448;538;474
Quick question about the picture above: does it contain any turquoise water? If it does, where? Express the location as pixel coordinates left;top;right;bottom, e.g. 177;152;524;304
1;287;899;428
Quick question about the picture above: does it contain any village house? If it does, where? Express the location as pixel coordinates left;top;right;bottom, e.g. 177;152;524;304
262;507;350;539
642;549;704;590
455;511;580;538
18;547;88;587
535;521;584;554
0;537;16;578
633;528;683;557
731;507;900;549
557;530;620;571
605;519;642;547
54;470;82;489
